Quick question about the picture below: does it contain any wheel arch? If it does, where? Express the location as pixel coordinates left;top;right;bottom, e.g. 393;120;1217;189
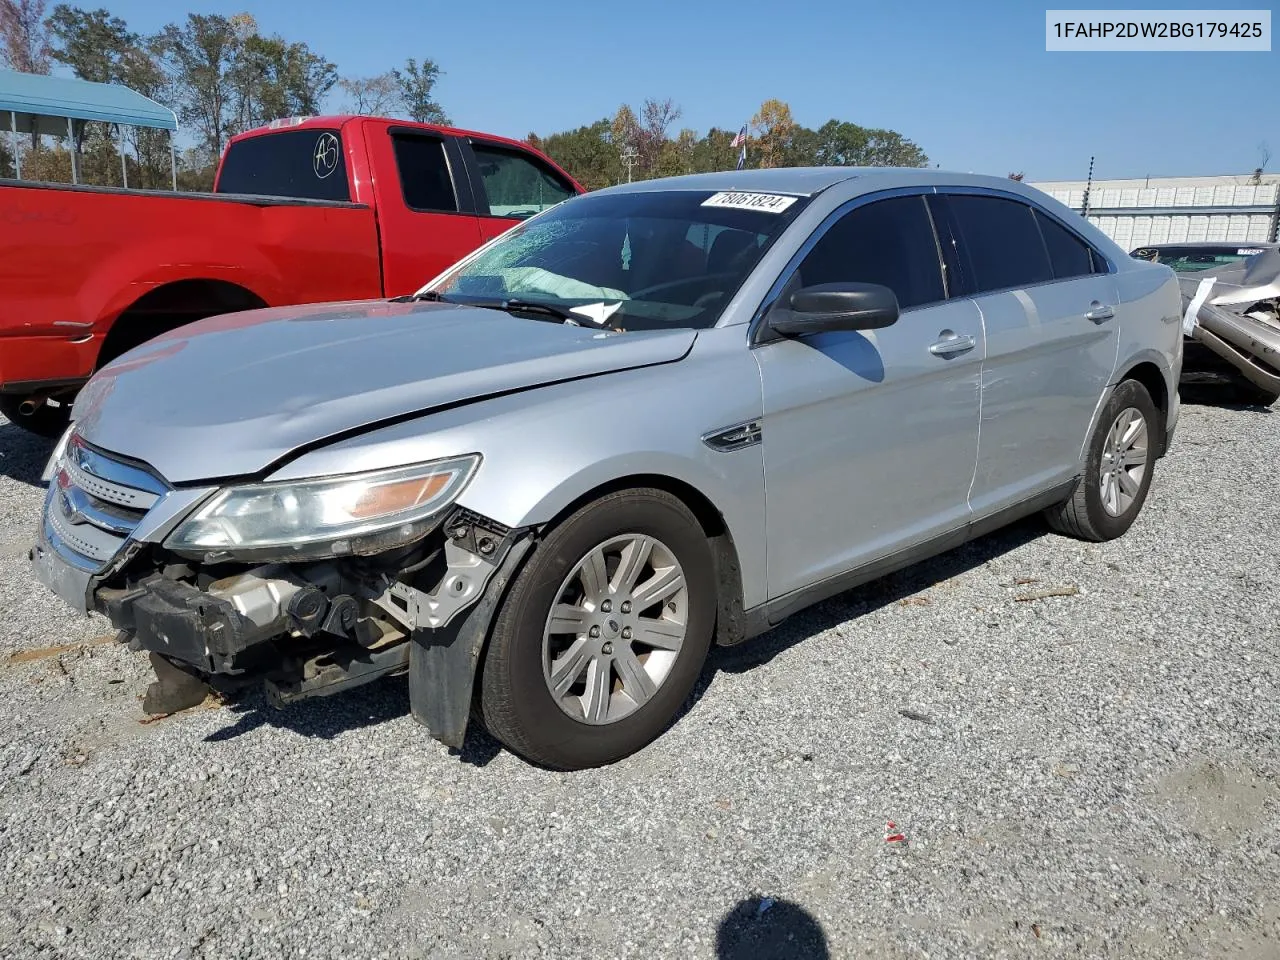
97;278;270;368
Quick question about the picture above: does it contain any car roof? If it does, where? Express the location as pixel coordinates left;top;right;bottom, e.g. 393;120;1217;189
590;166;1069;200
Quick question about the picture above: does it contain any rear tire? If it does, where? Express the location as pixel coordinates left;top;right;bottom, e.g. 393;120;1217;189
0;395;71;439
479;488;716;770
1045;379;1159;542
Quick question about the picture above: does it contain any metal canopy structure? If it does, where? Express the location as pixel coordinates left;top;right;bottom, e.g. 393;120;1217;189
0;69;178;189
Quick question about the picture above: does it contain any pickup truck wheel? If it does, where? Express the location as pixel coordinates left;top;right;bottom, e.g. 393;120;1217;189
0;395;72;439
480;489;716;770
1045;379;1159;542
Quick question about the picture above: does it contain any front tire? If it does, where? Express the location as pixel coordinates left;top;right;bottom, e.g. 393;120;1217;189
479;488;716;770
1045;379;1159;542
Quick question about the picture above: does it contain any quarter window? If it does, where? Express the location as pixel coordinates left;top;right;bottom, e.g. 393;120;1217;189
471;144;575;218
392;135;459;212
1036;210;1097;280
788;196;945;310
946;195;1054;293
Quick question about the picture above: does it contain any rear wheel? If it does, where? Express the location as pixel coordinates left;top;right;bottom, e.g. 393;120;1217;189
479;488;716;770
0;395;72;438
1045;379;1159;542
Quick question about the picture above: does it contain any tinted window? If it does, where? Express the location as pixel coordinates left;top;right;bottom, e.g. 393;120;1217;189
947;195;1053;293
392;135;458;212
1036;211;1095;279
216;129;350;201
789;195;944;309
471;144;575;218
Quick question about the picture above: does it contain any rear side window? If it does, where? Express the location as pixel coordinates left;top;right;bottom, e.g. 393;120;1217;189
947;195;1053;293
216;129;351;201
1036;210;1097;279
391;135;459;212
471;143;575;218
790;195;945;310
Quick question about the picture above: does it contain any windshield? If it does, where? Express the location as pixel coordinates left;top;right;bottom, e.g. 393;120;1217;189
1131;245;1267;272
427;189;810;330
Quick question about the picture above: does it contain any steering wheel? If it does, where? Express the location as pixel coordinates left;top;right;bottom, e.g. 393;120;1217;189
630;272;738;303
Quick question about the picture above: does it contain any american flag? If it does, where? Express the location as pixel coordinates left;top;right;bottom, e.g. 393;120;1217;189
731;124;747;169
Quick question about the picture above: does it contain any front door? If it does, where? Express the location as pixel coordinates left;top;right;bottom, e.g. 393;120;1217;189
755;194;985;601
464;140;579;244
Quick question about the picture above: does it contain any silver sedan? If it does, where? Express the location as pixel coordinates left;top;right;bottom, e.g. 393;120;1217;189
32;168;1183;769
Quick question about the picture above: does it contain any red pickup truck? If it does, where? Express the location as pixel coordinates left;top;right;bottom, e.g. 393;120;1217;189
0;115;583;435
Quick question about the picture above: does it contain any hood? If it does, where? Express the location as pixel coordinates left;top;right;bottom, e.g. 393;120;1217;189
1176;248;1280;309
73;299;695;483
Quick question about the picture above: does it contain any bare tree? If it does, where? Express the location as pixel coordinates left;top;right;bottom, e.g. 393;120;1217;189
338;73;400;117
639;97;680;173
0;0;51;73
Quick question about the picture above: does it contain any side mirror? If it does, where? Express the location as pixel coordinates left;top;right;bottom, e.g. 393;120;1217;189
769;282;900;336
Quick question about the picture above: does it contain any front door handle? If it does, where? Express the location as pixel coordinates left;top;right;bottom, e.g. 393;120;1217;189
929;332;976;357
1085;302;1116;322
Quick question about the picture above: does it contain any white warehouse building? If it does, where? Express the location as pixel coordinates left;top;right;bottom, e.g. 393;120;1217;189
1028;174;1280;250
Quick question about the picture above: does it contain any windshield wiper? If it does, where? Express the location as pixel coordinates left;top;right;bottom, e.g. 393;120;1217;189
389;290;449;304
465;297;600;326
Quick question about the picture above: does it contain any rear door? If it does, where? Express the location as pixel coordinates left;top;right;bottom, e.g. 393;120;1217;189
931;192;1119;515
461;139;579;243
363;125;483;296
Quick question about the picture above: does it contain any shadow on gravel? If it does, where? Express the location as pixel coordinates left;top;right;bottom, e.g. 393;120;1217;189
1178;382;1275;412
716;896;830;959
0;421;56;488
700;516;1044;685
201;677;504;765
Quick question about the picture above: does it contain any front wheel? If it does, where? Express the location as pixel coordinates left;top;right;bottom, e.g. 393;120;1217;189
1045;379;1159;542
479;489;716;770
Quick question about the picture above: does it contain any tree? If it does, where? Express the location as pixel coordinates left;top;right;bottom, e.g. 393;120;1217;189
750;99;796;169
0;0;50;73
47;5;134;83
155;13;241;160
638;97;680;174
338;72;399;116
690;127;736;174
233;30;337;128
538;119;616;191
1008;171;1024;181
392;58;447;125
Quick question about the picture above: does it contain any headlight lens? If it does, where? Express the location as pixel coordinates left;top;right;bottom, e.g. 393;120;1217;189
165;455;480;560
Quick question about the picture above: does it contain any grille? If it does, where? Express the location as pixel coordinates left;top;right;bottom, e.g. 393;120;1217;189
43;435;167;572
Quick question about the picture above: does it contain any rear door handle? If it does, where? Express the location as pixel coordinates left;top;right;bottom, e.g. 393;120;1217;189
1085;302;1115;322
929;332;976;357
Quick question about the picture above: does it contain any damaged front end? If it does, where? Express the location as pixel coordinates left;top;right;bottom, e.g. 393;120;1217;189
1176;248;1280;402
31;433;530;747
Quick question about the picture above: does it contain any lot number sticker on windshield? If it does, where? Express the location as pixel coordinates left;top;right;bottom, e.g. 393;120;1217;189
701;192;798;213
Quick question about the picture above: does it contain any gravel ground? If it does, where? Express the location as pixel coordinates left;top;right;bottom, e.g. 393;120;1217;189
0;395;1277;960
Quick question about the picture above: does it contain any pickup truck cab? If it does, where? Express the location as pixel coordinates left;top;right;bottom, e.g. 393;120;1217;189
0;115;583;435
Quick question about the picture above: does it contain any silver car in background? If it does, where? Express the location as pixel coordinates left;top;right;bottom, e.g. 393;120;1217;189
32;168;1184;770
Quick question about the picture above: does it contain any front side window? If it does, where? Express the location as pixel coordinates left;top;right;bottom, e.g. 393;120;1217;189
786;195;945;310
471;144;575;218
429;189;809;330
216;128;350;201
946;194;1054;294
392;135;458;212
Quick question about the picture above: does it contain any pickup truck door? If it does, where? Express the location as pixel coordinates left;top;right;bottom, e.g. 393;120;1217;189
459;139;580;244
754;193;984;602
363;125;483;296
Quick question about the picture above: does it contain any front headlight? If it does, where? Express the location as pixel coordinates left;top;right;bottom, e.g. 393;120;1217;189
165;455;480;561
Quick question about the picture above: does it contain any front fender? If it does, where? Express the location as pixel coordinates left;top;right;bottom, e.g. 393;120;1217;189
270;328;770;607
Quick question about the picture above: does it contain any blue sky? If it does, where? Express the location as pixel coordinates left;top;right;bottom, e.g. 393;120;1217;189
100;0;1277;180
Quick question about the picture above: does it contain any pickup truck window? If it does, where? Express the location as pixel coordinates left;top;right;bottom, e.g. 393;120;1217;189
216;129;351;202
391;134;459;213
471;144;576;218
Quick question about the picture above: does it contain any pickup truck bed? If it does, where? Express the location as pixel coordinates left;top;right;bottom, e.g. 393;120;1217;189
1;115;582;434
